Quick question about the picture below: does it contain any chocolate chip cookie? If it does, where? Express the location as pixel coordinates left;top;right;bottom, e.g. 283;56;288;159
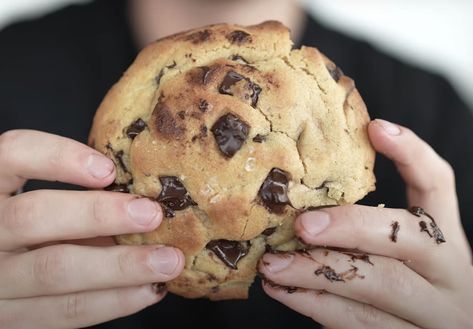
89;21;376;300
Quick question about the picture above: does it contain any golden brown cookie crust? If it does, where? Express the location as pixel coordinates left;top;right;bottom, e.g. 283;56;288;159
89;21;376;300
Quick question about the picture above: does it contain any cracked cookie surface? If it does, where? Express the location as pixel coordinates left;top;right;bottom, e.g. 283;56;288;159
89;21;376;300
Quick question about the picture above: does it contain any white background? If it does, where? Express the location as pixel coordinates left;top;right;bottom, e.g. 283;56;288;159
1;0;472;109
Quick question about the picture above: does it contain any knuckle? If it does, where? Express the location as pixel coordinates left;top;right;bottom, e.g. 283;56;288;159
353;302;383;326
3;193;39;235
64;292;87;320
32;247;69;287
375;261;414;301
0;130;22;164
90;192;112;226
116;248;146;277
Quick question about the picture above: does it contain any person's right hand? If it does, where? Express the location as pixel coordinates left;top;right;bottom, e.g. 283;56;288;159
0;130;185;329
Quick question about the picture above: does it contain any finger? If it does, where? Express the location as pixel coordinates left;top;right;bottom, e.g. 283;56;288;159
1;284;166;329
369;119;470;260
262;283;420;329
0;190;162;250
259;249;466;329
295;206;461;282
0;244;184;299
0;130;115;196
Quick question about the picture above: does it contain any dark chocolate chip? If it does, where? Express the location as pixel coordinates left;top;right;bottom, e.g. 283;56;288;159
261;227;276;236
326;64;344;82
390;221;400;242
126;118;147;139
177;111;185;119
186;29;212;44
211;113;249;157
252;134;266;143
200;66;215;84
219;71;262;108
154;100;186;139
230;54;249;64
259;168;290;213
198;99;209;112
206;240;249;269
157;176;196;218
104;182;130;193
227;30;252;44
115;150;130;174
314;265;345;282
155;61;177;85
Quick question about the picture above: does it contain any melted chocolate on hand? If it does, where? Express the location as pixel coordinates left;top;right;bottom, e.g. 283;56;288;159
206;240;249;269
314;265;345;282
157;176;196;217
390;221;400;242
259;168;290;213
409;207;446;244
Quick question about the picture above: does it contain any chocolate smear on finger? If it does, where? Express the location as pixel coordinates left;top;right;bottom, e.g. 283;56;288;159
314;265;344;282
409;207;446;244
342;252;374;266
390;221;400;242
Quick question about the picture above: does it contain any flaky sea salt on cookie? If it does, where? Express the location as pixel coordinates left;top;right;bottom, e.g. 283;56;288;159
89;21;376;300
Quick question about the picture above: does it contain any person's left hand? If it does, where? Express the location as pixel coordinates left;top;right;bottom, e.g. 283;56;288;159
258;119;473;329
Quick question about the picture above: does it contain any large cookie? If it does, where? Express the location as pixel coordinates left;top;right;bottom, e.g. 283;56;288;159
89;21;376;300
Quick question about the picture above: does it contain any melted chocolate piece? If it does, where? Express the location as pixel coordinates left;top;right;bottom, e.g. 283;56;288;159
104;182;130;193
211;113;249;157
227;30;252;44
154;100;186;139
186;29;212;44
206;240;249;269
177;111;185;119
126;118;147;139
410;207;446;244
306;205;337;212
200;66;215;84
326;64;344;82
230;54;249;64
219;71;262;107
314;265;345;282
342;252;374;266
198;99;209;112
115;150;130;174
419;221;433;237
390;221;400;242
261;227;277;236
157;176;197;218
259;168;290;213
252;134;266;143
151;282;167;295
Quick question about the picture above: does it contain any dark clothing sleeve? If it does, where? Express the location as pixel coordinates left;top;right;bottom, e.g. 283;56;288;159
1;1;472;328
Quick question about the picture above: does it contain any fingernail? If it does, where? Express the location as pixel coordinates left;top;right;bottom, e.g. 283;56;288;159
262;253;294;273
300;211;330;236
375;119;401;136
148;247;180;275
128;198;160;226
87;154;114;179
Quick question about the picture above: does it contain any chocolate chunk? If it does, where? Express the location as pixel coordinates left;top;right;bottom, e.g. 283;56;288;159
104;182;130;193
230;54;249;64
177;111;185;119
219;71;245;95
198;99;209;112
126;118;147;139
314;265;344;282
200;66;216;84
206;240;249;269
157;176;197;218
219;71;262;108
252;134;266;143
227;30;252;44
261;227;276;236
326;64;344;82
259;168;290;213
186;29;212;44
211;113;249;157
390;221;400;242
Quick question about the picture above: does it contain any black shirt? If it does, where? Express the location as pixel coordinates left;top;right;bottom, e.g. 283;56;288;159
1;0;472;328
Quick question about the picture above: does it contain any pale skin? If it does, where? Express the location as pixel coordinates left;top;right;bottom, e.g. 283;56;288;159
1;0;472;328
